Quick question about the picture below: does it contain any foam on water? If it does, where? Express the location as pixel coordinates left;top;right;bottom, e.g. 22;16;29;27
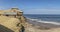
27;18;60;25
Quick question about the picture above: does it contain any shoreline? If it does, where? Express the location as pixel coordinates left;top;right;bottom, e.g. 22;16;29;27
27;19;60;30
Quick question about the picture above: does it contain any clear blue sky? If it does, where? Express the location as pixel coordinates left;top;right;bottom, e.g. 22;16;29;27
0;0;60;14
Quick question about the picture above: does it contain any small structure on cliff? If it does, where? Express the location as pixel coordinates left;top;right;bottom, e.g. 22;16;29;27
0;8;23;18
0;8;26;26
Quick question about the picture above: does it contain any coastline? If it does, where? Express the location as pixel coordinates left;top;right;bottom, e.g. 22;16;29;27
25;19;60;32
26;19;60;30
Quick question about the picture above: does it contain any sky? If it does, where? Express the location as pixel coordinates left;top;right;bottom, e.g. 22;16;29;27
0;0;60;14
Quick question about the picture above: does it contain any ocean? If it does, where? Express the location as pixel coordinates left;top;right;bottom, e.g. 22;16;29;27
24;14;60;25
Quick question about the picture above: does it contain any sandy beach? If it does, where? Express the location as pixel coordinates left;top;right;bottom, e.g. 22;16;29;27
26;19;60;30
24;19;60;32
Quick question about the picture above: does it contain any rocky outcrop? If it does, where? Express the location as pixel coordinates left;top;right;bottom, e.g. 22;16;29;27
0;16;21;32
0;8;26;32
0;15;27;32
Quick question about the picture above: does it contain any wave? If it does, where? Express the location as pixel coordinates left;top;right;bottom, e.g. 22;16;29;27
26;17;60;25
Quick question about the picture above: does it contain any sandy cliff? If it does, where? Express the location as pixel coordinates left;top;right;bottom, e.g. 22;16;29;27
0;15;60;32
0;16;21;32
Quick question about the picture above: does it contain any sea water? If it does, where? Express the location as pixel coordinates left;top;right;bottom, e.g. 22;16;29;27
24;14;60;25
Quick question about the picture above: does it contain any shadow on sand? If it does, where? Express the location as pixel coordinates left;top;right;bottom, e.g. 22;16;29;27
19;25;25;32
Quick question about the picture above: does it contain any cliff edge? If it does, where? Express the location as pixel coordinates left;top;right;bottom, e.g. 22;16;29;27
0;8;60;32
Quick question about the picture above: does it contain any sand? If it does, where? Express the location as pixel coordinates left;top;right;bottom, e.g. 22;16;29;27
0;16;20;32
25;19;60;32
0;16;60;32
24;22;60;32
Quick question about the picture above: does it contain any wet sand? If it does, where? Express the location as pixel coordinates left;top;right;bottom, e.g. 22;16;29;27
27;19;60;30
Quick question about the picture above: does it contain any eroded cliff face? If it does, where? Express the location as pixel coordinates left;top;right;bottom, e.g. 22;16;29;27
0;14;28;32
0;16;21;32
0;8;26;32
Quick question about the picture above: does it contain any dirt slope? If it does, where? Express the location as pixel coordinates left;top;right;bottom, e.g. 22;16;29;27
0;16;20;32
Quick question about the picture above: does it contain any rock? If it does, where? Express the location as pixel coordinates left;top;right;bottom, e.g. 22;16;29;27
0;16;21;32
